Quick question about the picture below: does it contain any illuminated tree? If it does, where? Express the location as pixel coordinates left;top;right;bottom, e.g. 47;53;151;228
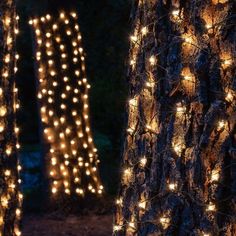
0;0;22;235
29;11;104;201
115;0;236;235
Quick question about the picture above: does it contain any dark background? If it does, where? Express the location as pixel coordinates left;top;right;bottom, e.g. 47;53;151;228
16;0;132;206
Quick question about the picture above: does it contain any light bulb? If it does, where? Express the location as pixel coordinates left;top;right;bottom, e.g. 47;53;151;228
168;183;177;191
140;157;147;167
149;56;156;66
141;26;148;36
113;225;122;232
206;203;216;212
130;35;138;43
138;201;146;209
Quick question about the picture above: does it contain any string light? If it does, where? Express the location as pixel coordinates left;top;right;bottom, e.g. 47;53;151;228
116;0;234;234
149;55;156;66
113;225;122;232
176;103;186;114
140;156;147;168
127;127;135;134
129;97;138;107
0;4;22;235
172;9;180;19
141;26;148;36
168;183;177;191
138;200;146;209
130;35;138;43
211;169;220;182
173;142;184;156
30;12;103;197
206;202;216;212
130;59;136;66
116;198;123;206
221;52;232;69
217;120;226;130
225;91;233;102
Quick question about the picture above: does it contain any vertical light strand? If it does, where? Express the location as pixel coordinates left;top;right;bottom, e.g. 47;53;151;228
0;1;22;235
29;11;103;199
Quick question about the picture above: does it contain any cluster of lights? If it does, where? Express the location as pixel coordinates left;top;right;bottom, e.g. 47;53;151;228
29;12;103;197
0;2;22;236
115;0;233;234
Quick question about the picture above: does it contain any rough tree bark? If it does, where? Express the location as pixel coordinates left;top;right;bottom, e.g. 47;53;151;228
0;0;21;236
115;0;236;235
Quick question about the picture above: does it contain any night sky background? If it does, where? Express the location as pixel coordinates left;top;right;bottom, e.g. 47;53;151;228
15;0;132;209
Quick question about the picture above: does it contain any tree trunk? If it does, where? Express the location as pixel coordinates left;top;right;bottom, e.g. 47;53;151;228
115;0;236;235
0;0;22;235
29;9;104;208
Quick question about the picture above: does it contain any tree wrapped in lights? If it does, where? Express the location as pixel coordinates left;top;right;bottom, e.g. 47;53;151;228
29;11;104;200
0;0;22;235
115;0;236;235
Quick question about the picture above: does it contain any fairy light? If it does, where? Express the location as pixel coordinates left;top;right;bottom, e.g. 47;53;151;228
222;58;232;68
206;24;212;30
168;183;177;191
127;126;135;134
1;3;22;234
138;200;146;209
113;225;122;232
221;52;233;69
149;55;156;66
130;35;138;43
206;202;216;212
130;59;136;66
146;81;155;88
30;12;103;198
129;97;138;107
211;170;220;182
176;103;186;114
115;0;235;234
116;198;123;206
173;143;183;156
141;26;148;36
225;91;233;102
217;120;226;130
172;9;179;19
140;156;147;168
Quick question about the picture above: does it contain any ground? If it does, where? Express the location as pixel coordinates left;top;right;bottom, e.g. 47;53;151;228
22;214;113;236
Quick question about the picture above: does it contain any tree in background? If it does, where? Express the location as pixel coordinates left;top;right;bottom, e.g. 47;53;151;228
29;10;104;202
0;0;22;235
115;0;236;235
16;0;131;197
